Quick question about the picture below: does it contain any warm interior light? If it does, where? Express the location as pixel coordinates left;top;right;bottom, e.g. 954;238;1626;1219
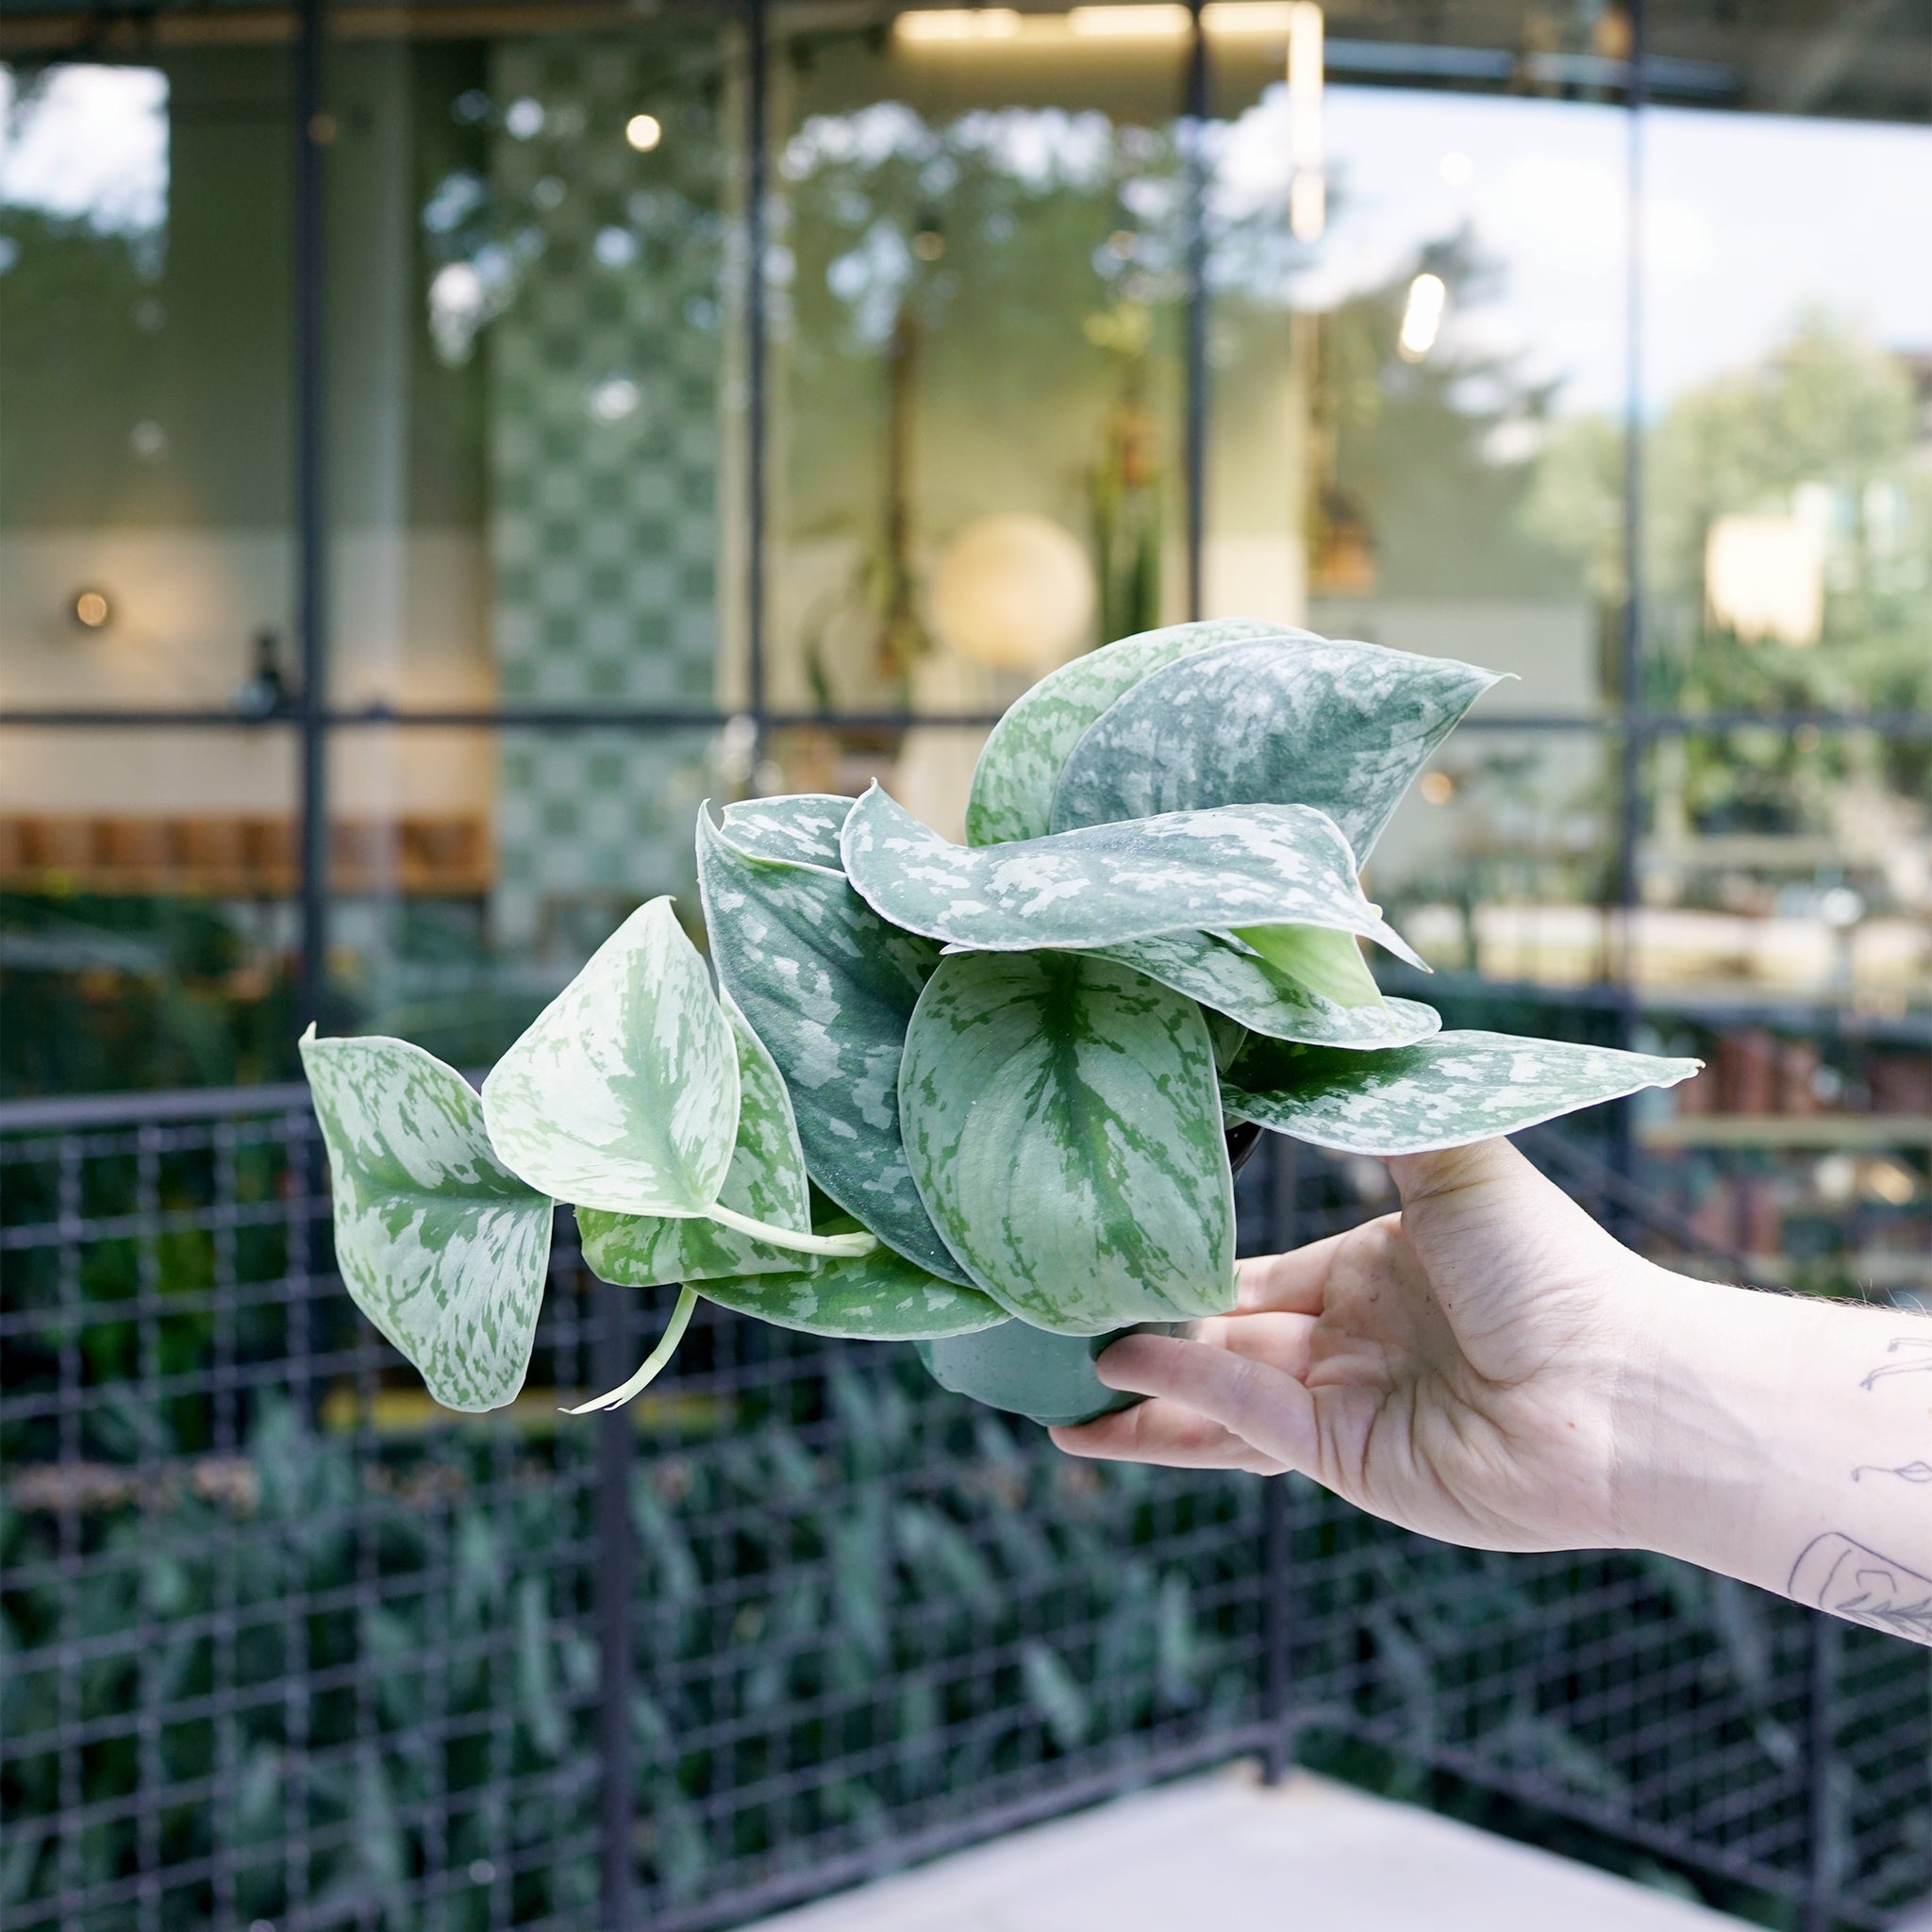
1705;512;1824;646
625;113;662;152
1419;770;1456;806
1398;272;1446;360
894;8;1023;41
1067;5;1191;35
72;589;112;630
929;513;1095;672
1287;3;1324;239
1289;171;1325;241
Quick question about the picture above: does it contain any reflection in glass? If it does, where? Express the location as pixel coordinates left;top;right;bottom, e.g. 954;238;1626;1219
1;56;293;711
1207;58;1630;715
1370;726;1611;987
1638;729;1931;1011
770;9;1189;834
327;24;732;716
326;725;719;1069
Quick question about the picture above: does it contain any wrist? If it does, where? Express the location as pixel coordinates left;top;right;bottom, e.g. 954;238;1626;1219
1600;1264;1822;1574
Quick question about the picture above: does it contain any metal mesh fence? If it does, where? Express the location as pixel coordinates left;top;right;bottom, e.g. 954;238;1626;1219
3;1085;1928;1931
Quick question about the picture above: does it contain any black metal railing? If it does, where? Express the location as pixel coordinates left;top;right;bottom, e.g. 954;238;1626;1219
3;1082;1929;1931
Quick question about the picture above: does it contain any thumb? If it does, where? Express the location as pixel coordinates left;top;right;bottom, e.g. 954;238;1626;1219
1095;1332;1318;1474
1385;1136;1533;1208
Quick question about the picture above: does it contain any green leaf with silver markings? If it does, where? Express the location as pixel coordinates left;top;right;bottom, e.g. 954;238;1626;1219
301;1026;553;1412
697;1213;1007;1339
842;784;1423;961
575;993;816;1287
696;807;974;1285
1223;1028;1703;1155
1050;635;1502;861
898;951;1236;1336
481;896;738;1217
965;618;1315;847
717;792;850;871
1092;928;1442;1049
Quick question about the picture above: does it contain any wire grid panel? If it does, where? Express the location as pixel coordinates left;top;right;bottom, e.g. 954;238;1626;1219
608;1296;1273;1925
8;1092;1932;1931
0;1101;608;1932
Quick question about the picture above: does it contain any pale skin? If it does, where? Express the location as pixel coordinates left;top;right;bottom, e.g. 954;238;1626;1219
1054;1137;1932;1644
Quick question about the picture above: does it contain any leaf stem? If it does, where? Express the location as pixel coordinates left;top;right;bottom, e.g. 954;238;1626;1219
704;1206;877;1258
563;1284;699;1414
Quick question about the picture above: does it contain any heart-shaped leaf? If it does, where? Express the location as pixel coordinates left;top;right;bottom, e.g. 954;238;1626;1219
1092;929;1442;1049
717;793;850;870
697;1213;1007;1340
1223;1028;1703;1154
574;993;818;1287
1050;635;1502;861
898;951;1237;1335
842;784;1424;961
481;897;739;1217
965;619;1315;847
301;1026;553;1412
696;807;974;1285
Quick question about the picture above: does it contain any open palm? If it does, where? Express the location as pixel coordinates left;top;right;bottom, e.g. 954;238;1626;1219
1052;1139;1662;1554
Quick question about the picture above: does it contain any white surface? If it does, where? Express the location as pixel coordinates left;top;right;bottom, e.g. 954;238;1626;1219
745;1763;1740;1932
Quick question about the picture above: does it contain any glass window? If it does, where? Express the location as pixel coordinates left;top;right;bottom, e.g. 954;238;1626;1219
1;54;293;710
1634;107;1932;717
768;4;1192;836
1208;28;1631;718
324;23;736;717
1;54;300;1094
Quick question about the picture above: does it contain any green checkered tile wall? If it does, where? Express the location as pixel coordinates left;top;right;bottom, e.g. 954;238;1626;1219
488;31;727;946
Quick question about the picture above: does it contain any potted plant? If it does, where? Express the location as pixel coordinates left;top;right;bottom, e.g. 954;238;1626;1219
301;620;1696;1425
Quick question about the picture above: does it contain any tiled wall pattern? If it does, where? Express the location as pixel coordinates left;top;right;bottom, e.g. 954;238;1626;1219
488;32;726;949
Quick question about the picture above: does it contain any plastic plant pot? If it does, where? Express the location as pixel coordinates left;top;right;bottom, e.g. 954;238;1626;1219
913;1321;1186;1427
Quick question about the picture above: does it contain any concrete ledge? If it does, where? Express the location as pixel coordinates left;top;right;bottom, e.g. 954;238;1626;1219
745;1763;1740;1932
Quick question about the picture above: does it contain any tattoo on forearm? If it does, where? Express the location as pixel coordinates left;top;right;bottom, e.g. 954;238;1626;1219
1853;1462;1932;1484
1790;1533;1932;1641
1860;1337;1932;1392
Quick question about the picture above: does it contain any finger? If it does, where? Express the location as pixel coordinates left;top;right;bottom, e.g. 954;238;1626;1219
1050;1398;1288;1474
1187;1309;1317;1381
1235;1232;1357;1315
1094;1333;1317;1473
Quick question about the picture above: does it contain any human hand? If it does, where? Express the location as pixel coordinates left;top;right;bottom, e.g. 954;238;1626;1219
1051;1138;1673;1554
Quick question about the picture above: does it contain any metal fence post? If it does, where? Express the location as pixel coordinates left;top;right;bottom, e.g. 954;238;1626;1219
1802;1611;1840;1932
1260;1135;1301;1783
597;1275;638;1928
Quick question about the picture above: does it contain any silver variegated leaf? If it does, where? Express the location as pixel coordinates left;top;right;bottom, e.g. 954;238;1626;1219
717;793;850;871
898;951;1237;1336
1223;1028;1703;1154
481;896;739;1217
964;619;1314;847
574;993;815;1287
696;808;974;1285
842;784;1424;961
300;1026;553;1413
1092;928;1442;1049
1049;635;1503;861
697;1214;1007;1340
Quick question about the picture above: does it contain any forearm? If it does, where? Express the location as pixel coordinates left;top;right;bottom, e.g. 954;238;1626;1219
1613;1268;1932;1641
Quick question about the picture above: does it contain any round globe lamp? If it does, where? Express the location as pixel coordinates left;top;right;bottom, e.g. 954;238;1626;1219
928;512;1094;673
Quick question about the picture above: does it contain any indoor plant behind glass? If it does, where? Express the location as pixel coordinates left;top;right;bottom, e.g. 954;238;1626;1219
301;619;1698;1425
